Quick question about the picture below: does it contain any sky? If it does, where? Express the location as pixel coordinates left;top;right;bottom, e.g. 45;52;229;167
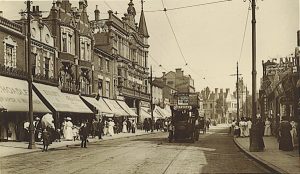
0;0;299;94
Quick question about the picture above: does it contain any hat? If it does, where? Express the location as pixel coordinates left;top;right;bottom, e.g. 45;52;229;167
35;117;40;121
256;114;261;118
66;117;72;121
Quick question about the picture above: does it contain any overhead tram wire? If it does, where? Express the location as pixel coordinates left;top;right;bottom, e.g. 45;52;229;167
161;0;217;89
149;54;168;72
238;1;251;63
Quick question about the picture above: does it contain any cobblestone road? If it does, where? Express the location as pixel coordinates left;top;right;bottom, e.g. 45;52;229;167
0;127;270;174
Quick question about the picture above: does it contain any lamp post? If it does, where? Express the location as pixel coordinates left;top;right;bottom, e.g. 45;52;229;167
26;0;35;149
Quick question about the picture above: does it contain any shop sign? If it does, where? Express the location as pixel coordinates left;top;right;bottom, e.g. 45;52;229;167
178;95;189;105
265;57;297;76
174;105;192;110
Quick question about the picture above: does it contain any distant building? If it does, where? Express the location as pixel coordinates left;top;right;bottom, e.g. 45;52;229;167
161;68;195;93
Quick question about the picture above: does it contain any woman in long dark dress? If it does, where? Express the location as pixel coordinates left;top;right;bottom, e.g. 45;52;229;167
279;117;293;151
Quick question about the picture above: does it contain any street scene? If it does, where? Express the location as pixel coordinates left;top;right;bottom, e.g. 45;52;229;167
0;0;299;173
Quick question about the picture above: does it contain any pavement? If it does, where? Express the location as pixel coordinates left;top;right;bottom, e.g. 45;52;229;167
0;129;157;158
234;136;300;174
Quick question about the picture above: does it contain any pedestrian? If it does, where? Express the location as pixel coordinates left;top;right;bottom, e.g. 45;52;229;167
97;119;103;139
246;118;252;137
256;116;265;151
206;119;210;131
91;119;98;138
290;119;298;148
278;116;293;151
131;120;136;133
42;127;51;152
79;123;89;148
144;118;149;132
108;119;115;136
264;117;271;136
168;121;174;142
239;118;246;137
234;121;240;138
122;119;127;133
72;125;79;141
64;117;73;140
127;119;131;133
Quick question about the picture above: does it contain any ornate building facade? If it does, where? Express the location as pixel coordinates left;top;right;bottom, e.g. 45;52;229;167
91;0;150;118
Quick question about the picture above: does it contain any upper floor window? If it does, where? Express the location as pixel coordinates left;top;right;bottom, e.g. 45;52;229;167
106;59;110;72
61;27;74;54
105;81;110;98
31;53;36;75
98;79;103;96
44;57;50;79
62;34;67;52
80;76;90;95
3;36;17;68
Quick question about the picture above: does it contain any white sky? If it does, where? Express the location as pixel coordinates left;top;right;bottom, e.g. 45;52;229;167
1;0;299;94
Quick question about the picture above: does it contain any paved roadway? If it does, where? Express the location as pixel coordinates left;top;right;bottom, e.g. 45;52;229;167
0;127;270;174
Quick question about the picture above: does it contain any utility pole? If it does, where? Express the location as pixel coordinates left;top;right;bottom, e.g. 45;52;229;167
246;85;248;118
150;66;154;132
231;62;242;122
249;0;262;152
27;0;35;149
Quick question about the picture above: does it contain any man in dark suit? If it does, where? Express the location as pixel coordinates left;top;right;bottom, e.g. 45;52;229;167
79;123;89;148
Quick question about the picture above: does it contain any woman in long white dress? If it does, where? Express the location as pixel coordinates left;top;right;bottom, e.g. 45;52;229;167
108;120;115;136
264;118;271;136
64;118;73;140
122;120;127;133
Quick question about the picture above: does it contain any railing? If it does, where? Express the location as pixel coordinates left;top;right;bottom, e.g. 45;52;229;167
33;74;59;86
0;16;22;33
60;81;79;94
118;85;150;101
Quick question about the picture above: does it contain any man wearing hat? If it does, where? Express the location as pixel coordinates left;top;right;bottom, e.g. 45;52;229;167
34;117;42;142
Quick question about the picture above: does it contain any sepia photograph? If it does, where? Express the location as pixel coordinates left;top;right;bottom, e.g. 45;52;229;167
0;0;299;173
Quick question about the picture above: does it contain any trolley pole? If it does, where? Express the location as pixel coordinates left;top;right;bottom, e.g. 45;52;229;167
150;66;154;132
27;0;35;149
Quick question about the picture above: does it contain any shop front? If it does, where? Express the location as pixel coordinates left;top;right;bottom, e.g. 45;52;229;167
33;83;93;128
0;76;50;141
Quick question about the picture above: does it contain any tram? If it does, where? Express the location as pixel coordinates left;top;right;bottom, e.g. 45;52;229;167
169;93;201;143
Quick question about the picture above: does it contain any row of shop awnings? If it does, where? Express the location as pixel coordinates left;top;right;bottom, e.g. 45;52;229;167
140;105;172;121
0;75;137;117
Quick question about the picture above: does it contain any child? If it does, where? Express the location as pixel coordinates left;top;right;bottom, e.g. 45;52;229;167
42;128;51;152
72;126;79;141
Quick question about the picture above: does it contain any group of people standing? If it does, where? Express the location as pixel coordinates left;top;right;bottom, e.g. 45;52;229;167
232;117;252;137
232;115;298;152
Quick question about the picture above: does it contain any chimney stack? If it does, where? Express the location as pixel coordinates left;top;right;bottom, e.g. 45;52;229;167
94;5;100;21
